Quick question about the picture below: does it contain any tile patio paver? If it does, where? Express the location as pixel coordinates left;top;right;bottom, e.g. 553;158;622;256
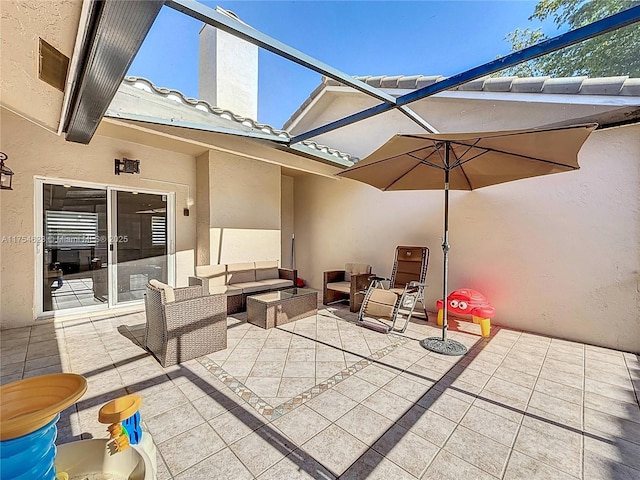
157;422;226;476
584;433;640;472
335;404;395;445
1;302;639;479
304;388;358;422
270;404;331;445
256;449;335;480
503;450;578;480
417;388;474;422
371;423;439;477
208;405;266;445
459;404;520;447
145;403;206;444
527;392;583;430
583;448;640;480
301;424;367;477
422;450;495;480
229;425;295;477
332;374;379;402
173;447;253;480
513;424;583;478
397;405;458;447
339;449;416;480
443;425;512;477
361;388;415;422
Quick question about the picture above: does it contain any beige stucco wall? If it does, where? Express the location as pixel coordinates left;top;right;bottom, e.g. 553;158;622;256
0;0;81;132
281;175;294;269
0;108;197;327
294;124;640;353
196;151;213;266
196;152;282;265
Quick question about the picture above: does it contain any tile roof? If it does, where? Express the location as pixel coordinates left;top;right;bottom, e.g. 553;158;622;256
284;75;640;130
111;76;359;164
333;74;640;95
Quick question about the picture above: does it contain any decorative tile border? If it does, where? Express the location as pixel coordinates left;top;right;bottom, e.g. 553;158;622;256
198;331;410;421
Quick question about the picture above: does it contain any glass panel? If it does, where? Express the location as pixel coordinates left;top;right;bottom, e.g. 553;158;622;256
249;288;315;302
43;184;108;311
115;191;167;303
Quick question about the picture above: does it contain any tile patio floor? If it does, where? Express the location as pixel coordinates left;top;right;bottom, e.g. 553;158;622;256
1;300;639;479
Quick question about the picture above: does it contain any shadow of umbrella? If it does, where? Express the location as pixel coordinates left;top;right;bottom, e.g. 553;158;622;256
337;123;597;356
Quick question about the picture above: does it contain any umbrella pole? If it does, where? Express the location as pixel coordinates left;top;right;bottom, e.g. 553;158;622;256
442;166;450;343
420;141;467;356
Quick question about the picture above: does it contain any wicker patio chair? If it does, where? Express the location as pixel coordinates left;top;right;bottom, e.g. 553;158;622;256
144;280;227;367
322;263;373;312
358;246;429;333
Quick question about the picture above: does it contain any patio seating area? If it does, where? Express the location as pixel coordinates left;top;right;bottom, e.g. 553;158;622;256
1;301;639;479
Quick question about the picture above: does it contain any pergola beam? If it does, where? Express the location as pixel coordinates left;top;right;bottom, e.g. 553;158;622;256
166;0;396;105
166;0;439;134
291;5;640;144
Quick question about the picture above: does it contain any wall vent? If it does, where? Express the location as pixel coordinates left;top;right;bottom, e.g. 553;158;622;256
39;38;69;92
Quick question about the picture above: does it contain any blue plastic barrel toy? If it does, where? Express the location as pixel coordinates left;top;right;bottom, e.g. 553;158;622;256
0;373;87;480
0;414;59;480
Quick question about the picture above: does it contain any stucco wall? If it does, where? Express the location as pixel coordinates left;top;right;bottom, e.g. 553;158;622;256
199;24;258;119
0;108;197;327
281;175;294;269
202;153;281;265
0;0;81;132
294;125;640;353
196;151;212;266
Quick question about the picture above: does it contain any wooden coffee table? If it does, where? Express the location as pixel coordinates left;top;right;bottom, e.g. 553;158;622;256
247;288;318;329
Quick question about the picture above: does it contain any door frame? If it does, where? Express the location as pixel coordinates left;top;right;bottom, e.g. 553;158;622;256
108;186;176;308
34;176;176;318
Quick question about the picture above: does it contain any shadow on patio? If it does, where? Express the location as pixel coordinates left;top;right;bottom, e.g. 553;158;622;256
1;304;639;479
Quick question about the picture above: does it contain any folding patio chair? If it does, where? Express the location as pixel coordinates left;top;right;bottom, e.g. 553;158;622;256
358;246;429;333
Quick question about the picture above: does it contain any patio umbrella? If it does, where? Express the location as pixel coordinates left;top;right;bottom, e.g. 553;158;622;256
337;123;597;356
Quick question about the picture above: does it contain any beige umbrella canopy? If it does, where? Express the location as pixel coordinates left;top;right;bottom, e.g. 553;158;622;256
337;123;597;355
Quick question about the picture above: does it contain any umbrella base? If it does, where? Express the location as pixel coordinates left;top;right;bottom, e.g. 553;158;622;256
420;337;468;356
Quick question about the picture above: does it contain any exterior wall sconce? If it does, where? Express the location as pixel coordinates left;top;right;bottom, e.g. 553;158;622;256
184;197;194;217
115;157;140;175
0;152;14;190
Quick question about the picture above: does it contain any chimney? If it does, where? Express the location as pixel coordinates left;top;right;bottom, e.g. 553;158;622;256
199;7;258;120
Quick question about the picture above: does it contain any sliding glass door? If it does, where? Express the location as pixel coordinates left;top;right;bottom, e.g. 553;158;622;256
41;183;108;312
112;190;169;304
37;179;174;316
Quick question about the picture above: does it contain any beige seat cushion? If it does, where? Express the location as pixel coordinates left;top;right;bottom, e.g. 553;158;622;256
149;279;175;303
344;263;371;282
195;264;227;287
363;289;398;319
208;284;243;296
255;261;279;281
257;278;292;289
232;281;268;294
227;262;256;284
326;281;350;294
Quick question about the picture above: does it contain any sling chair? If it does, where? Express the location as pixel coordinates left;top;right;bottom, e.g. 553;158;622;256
358;246;429;333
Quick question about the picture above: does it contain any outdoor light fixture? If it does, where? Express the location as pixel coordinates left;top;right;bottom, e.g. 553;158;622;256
0;152;14;190
184;197;194;217
115;157;140;175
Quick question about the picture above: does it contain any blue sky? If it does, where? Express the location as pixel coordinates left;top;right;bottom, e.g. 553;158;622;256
129;1;555;128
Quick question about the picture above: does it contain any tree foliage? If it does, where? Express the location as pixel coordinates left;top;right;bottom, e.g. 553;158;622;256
503;0;640;77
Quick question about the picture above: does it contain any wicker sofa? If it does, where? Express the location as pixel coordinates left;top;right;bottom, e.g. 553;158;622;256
144;280;227;367
189;261;297;314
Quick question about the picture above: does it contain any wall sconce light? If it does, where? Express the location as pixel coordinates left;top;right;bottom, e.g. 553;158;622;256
184;197;194;216
115;157;140;175
0;152;14;190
